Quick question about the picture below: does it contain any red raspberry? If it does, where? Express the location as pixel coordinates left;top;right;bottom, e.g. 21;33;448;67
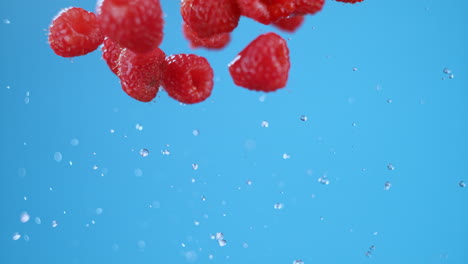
182;23;231;50
102;37;123;75
48;7;103;58
162;54;214;104
118;47;166;102
336;0;363;3
294;0;324;15
97;0;164;54
273;15;305;32
228;32;290;92
237;0;295;25
181;0;240;38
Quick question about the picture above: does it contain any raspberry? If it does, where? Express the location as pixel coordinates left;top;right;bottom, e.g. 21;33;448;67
162;54;214;104
273;15;305;32
118;47;166;102
182;23;231;50
97;0;164;54
48;7;103;58
181;0;240;38
294;0;324;15
237;0;296;25
102;37;123;75
336;0;364;3
228;32;290;92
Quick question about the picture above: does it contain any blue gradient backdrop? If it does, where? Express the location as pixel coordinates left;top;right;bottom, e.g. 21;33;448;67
1;0;467;263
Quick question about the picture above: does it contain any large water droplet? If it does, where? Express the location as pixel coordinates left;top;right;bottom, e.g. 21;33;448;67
140;148;149;157
459;181;466;187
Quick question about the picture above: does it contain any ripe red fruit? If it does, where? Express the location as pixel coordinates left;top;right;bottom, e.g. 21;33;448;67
336;0;364;3
273;15;305;32
118;47;166;102
48;7;103;57
162;54;214;104
181;0;240;38
237;0;295;25
102;37;123;75
97;0;164;54
336;0;364;4
294;0;324;15
182;23;231;50
228;32;290;92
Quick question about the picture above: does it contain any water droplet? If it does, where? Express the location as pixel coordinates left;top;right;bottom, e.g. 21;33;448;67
181;243;186;248
208;254;214;260
18;168;26;178
70;138;79;146
3;19;11;24
23;235;30;242
282;153;291;160
300;115;308;121
134;168;143;177
24;97;30;104
161;149;170;155
140;148;149;157
34;217;41;224
12;233;21;241
246;179;252;186
384;181;392;190
218;239;227;247
51;220;58;228
449;73;454;79
352;122;357;127
373;231;379;236
293;260;304;264
20;212;30;223
387;163;395;170
386;99;393;103
6;85;11;89
318;175;330;185
23;196;27;200
365;251;372;257
369;245;376;251
242;242;249;248
192;129;200;136
191;178;196;183
352;67;358;71
443;68;452;74
261;121;269;128
215;232;224;240
110;129;115;134
135;123;143;131
95;208;103;215
459;181;466;187
137;240;146;248
92;165;98;170
192;163;199;170
274;203;284;210
259;94;267;102
54;152;62;162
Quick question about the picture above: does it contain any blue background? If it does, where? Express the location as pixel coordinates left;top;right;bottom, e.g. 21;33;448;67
0;0;467;263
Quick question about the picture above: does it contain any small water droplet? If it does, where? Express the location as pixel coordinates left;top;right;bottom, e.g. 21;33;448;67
384;181;392;190
92;165;98;170
459;181;466;187
261;121;269;128
318;175;330;185
23;235;30;242
369;245;376;251
161;149;170;155
110;129;115;134
259;94;267;102
365;251;372;257
135;123;143;131
208;254;214;260
34;217;41;225
3;19;11;24
24;97;30;104
201;195;206;201
352;122;357;127
20;212;30;223
6;85;11;89
95;208;103;215
54;152;62;162
218;239;227;247
352;67;358;71
134;168;143;177
246;179;252;186
282;153;291;160
387;163;395;170
449;73;454;79
192;129;200;136
386;99;393;103
140;148;149;157
300;115;308;122
443;68;452;74
12;233;21;241
215;232;224;240
18;168;26;178
70;138;79;146
194;220;200;226
51;220;58;228
137;240;146;248
192;163;199;170
293;260;304;264
274;203;284;210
